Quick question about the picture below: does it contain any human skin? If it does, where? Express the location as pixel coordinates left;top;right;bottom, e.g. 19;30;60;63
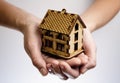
44;0;120;80
0;0;120;80
0;0;79;77
0;0;48;76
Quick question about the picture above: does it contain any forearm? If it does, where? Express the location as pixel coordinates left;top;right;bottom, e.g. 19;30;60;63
0;0;40;33
81;0;120;32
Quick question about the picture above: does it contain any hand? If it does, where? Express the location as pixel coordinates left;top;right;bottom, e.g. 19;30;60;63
42;55;82;80
23;18;48;76
43;28;96;79
80;28;96;73
21;16;81;79
42;53;88;80
60;28;96;77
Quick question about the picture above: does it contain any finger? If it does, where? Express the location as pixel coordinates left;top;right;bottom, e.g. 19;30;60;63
47;64;56;74
78;53;88;65
60;61;80;79
86;57;96;69
45;57;68;80
52;64;69;80
66;53;88;75
31;51;48;76
66;57;81;67
56;66;68;80
80;57;96;74
24;41;48;76
78;53;88;74
43;55;59;65
48;65;68;80
77;53;89;74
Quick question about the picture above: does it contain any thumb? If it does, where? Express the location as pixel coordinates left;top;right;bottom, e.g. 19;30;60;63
24;41;48;76
31;53;48;76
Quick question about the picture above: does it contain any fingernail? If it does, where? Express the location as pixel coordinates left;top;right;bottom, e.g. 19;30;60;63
40;68;47;76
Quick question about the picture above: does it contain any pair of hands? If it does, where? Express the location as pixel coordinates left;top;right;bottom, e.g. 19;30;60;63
23;19;96;80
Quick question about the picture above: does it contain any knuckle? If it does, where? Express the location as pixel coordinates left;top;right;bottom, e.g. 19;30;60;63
59;61;66;65
83;59;88;65
52;60;59;65
91;60;96;68
73;58;81;65
32;57;44;70
83;56;89;65
32;61;37;67
32;58;39;67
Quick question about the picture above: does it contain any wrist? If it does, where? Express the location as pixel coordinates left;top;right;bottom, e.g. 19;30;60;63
80;15;97;33
19;14;41;34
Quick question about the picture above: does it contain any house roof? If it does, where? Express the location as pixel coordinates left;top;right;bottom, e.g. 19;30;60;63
39;9;86;35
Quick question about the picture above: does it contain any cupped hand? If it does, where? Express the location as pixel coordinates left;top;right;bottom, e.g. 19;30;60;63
64;28;96;75
43;28;96;80
42;55;81;80
23;18;48;76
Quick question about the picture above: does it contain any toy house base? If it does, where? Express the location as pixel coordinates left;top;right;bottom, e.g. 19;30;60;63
41;49;84;59
41;45;84;59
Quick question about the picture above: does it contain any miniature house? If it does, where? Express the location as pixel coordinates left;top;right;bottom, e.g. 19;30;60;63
39;9;86;59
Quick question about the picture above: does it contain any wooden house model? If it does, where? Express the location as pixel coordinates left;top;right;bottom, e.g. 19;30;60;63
39;9;86;59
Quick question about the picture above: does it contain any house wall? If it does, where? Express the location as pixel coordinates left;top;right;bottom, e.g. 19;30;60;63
69;20;83;57
41;30;70;58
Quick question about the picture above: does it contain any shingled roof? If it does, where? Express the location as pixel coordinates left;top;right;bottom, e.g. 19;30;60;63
39;9;86;35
